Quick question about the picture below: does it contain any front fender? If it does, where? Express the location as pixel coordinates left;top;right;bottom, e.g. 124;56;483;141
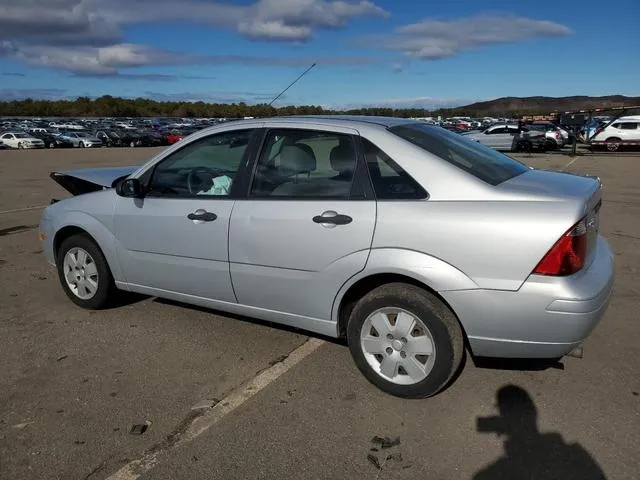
331;248;478;323
52;211;125;283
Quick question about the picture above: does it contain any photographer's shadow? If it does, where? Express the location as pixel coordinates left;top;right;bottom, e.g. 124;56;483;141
474;385;606;480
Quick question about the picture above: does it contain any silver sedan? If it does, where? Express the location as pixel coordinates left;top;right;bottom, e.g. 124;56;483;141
38;116;614;398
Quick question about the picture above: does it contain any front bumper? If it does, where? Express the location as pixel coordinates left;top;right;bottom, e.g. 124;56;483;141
442;236;615;358
38;210;56;267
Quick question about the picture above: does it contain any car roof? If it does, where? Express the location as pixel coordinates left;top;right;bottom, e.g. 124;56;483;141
612;115;640;122
235;115;421;129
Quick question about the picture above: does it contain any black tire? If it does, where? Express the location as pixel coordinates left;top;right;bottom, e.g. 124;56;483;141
130;141;136;148
79;141;85;148
56;234;116;309
17;142;23;150
346;283;464;398
48;142;56;148
605;137;621;152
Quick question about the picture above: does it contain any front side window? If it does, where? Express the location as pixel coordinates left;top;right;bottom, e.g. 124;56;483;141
250;129;357;198
389;123;529;186
146;129;253;197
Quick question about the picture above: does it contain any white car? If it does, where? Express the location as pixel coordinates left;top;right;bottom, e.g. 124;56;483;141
527;123;566;149
0;131;45;149
59;131;103;148
591;116;640;151
463;124;546;152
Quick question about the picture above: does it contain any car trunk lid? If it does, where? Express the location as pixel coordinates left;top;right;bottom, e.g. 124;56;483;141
498;168;602;270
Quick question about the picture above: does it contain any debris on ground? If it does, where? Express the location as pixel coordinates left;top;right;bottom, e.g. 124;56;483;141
371;435;401;449
56;355;68;362
367;454;382;470
367;435;405;472
130;420;152;435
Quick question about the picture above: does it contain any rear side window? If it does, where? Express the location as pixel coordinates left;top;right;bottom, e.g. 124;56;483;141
389;123;529;186
618;122;638;130
362;138;427;199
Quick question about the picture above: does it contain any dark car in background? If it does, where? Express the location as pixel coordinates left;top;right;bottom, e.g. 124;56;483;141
136;130;165;147
30;130;74;148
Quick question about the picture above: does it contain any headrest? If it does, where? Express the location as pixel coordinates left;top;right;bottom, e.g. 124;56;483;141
279;144;316;175
330;144;355;174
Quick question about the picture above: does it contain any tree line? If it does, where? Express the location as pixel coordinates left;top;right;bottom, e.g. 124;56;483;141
0;95;438;119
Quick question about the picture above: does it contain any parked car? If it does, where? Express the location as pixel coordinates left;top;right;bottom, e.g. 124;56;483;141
0;131;45;149
441;125;466;134
59;131;103;148
30;130;74;148
137;130;165;147
463;124;547;152
164;131;184;145
94;130;140;148
39;116;614;399
590;116;640;151
527;123;565;149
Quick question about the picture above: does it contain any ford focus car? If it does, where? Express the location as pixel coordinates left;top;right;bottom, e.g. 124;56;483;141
38;116;614;398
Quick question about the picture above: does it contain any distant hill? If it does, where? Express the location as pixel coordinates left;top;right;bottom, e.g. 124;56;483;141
436;95;640;117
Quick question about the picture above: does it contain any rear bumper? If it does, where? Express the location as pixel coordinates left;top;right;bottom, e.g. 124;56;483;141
442;236;615;358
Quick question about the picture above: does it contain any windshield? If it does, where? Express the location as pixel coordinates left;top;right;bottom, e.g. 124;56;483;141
389;123;529;186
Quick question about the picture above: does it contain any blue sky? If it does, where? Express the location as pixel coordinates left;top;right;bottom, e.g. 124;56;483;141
1;0;639;108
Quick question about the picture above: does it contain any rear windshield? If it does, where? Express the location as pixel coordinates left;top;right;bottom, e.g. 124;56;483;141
389;123;529;185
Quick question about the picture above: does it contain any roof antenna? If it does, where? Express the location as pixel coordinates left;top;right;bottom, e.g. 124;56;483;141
268;63;316;107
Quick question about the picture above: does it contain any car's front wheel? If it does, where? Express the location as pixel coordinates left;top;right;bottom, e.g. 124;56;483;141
56;234;116;309
347;283;464;398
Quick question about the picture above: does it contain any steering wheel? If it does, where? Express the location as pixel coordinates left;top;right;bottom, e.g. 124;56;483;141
187;167;216;194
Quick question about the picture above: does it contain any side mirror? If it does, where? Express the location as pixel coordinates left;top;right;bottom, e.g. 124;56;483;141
116;178;145;198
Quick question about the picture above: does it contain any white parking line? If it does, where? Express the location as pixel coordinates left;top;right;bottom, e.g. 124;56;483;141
0;205;48;215
564;156;579;169
106;337;325;480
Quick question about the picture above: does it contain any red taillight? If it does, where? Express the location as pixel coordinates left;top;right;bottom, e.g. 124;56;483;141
533;218;588;276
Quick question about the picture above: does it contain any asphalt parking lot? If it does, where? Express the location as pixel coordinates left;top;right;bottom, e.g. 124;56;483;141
1;147;639;480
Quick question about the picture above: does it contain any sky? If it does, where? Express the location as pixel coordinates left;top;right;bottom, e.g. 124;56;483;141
0;0;639;109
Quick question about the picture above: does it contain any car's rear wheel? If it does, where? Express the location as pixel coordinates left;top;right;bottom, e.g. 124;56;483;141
79;141;85;148
56;234;115;309
130;141;136;148
347;283;464;398
605;137;621;152
48;141;55;148
17;142;23;149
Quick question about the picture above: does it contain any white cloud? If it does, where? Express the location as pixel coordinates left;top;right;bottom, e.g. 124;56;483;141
365;15;571;59
1;0;386;44
0;0;386;74
5;43;190;75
